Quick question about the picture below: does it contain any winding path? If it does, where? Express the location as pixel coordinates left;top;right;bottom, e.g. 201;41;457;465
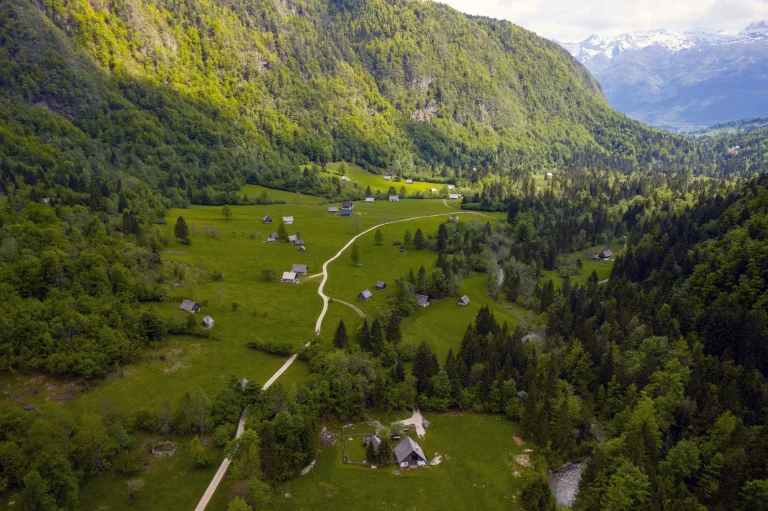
313;211;494;333
195;210;491;510
331;298;365;317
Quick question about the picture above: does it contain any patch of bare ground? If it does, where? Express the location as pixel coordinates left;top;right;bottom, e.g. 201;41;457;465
513;435;525;446
513;454;532;467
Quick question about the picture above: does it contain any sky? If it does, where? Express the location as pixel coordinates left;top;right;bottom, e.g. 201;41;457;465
437;0;768;42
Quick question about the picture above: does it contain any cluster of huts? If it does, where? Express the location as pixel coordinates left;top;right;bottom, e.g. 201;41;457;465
262;215;294;225
327;198;383;215
357;280;388;301
281;264;308;284
262;215;305;251
356;282;469;308
179;300;214;330
381;176;462;201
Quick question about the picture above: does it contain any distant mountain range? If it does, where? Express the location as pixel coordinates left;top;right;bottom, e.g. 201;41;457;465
557;21;768;130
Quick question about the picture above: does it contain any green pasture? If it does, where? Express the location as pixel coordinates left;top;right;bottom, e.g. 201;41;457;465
401;274;527;360
278;413;534;510
303;161;453;196
239;184;324;204
2;196;510;511
539;240;626;288
322;216;525;358
76;435;224;511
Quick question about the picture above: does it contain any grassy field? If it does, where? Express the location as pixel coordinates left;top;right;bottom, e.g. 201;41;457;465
302;161;453;196
278;413;535;510
2;194;512;510
239;184;325;204
540;240;626;288
76;435;225;511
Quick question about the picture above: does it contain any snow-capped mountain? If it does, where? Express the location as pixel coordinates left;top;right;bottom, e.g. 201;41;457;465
560;23;768;65
556;22;768;130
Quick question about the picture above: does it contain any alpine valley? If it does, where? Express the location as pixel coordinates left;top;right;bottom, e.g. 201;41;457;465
0;1;767;510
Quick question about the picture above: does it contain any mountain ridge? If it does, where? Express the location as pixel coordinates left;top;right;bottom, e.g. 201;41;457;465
555;21;768;130
559;20;768;63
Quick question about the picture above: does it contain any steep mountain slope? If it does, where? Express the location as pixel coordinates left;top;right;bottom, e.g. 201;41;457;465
0;0;706;198
559;22;768;130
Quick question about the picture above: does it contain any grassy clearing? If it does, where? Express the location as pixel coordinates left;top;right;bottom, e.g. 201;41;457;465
303;162;451;196
401;274;527;360
75;435;224;511
278;413;534;510
239;184;324;204
2;196;508;510
318;213;511;358
540;240;626;288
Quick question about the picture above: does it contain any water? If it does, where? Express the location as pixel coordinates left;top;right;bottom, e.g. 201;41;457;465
549;461;586;507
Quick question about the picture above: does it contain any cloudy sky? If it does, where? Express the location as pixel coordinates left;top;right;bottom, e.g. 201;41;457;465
438;0;768;42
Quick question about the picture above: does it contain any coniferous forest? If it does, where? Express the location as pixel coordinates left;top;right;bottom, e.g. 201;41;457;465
1;0;768;508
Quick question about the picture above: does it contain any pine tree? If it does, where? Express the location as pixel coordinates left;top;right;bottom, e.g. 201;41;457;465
333;320;348;349
366;439;377;462
386;315;401;344
365;185;372;196
369;319;384;355
350;242;360;265
413;228;424;249
436;223;448;253
376;436;393;465
277;221;288;241
520;474;556;511
358;318;370;351
417;266;427;294
174;216;189;241
403;230;412;247
118;193;129;213
413;342;439;394
374;229;384;245
393;359;406;382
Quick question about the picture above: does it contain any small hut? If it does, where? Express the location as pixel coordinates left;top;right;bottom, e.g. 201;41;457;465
201;315;214;329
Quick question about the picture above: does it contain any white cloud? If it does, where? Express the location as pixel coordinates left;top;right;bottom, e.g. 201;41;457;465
436;0;768;41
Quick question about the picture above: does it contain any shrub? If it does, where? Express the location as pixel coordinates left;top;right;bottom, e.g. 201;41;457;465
248;339;295;356
213;424;236;448
190;437;213;469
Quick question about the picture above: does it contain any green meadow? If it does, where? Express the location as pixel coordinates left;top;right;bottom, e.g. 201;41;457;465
302;161;454;195
278;413;535;510
2;192;515;510
539;239;625;288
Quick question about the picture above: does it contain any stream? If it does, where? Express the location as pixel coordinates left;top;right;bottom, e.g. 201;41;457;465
549;461;586;507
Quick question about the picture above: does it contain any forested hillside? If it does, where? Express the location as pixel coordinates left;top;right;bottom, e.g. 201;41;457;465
0;0;729;198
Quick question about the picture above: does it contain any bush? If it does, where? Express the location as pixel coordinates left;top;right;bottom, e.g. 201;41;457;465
396;341;417;362
248;339;295;356
114;448;144;475
212;270;225;281
134;409;157;432
261;268;278;282
190;437;213;469
213;423;237;448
